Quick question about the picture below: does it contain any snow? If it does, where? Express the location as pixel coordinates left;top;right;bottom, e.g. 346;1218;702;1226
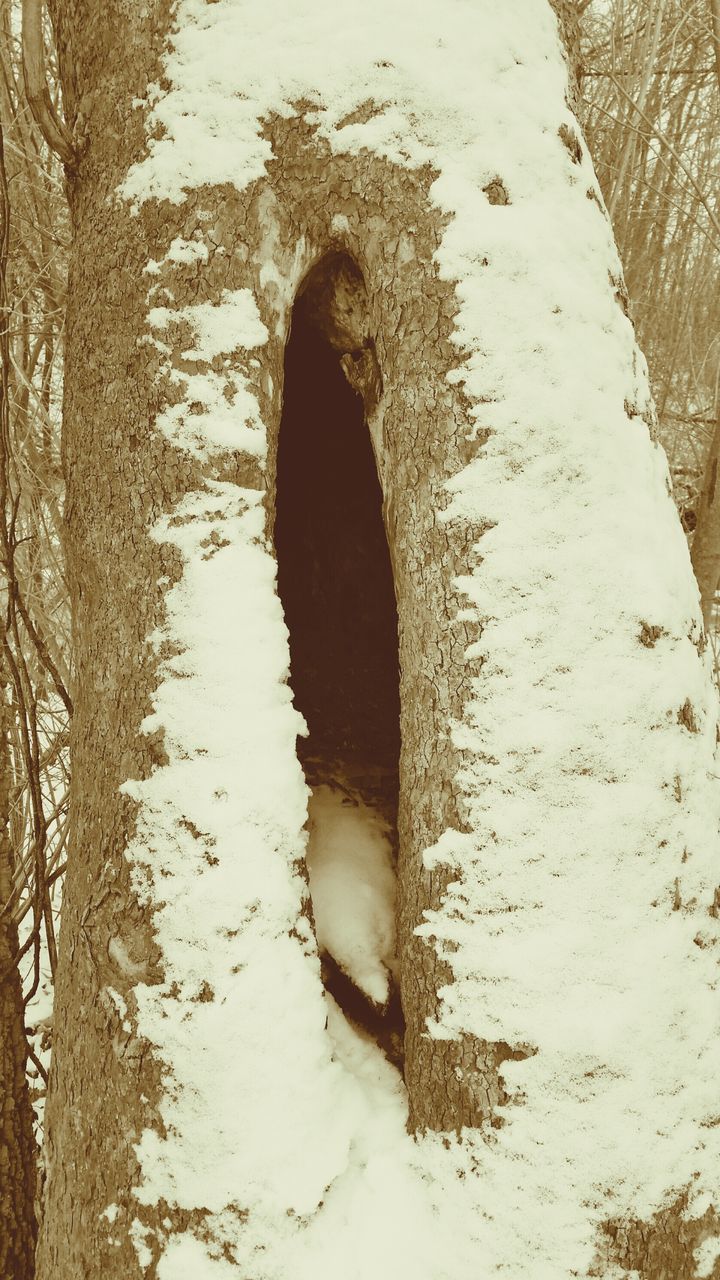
147;289;268;362
120;485;386;1266
696;1237;720;1279
146;236;210;273
130;1218;154;1270
306;784;396;1005
146;290;269;461
113;0;720;1277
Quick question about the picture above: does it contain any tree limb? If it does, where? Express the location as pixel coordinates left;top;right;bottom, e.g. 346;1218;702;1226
21;0;76;170
711;0;720;93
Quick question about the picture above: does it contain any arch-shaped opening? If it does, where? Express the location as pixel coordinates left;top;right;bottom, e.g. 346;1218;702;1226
275;253;400;809
274;252;403;1067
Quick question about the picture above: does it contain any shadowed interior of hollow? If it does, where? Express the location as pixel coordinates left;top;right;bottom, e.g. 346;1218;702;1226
274;259;400;820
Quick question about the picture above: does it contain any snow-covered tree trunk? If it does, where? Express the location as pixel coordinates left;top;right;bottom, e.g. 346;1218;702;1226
0;670;37;1277
38;2;720;1278
691;413;720;630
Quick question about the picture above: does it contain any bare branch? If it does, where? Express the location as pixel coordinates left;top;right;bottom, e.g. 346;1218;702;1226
21;0;76;170
710;0;720;89
608;69;720;242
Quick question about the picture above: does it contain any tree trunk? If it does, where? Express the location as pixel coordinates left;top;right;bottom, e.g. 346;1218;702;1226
689;0;720;630
0;670;37;1278
37;2;720;1277
691;406;720;630
1;105;38;1280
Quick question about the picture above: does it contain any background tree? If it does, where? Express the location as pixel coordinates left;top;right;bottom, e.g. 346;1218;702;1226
0;0;70;1144
0;104;38;1273
581;0;720;650
0;665;36;1277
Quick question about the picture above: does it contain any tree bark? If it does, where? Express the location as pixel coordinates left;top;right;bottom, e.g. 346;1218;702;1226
549;0;583;115
691;406;720;630
1;102;38;1280
0;670;38;1279
35;6;189;1274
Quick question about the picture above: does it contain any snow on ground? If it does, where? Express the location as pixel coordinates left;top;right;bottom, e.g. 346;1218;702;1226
114;1;720;1277
306;784;396;1006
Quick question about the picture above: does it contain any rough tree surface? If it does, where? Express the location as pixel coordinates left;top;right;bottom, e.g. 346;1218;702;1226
0;676;37;1278
36;2;720;1278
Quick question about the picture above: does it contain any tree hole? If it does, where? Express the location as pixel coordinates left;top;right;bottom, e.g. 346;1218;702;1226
274;253;403;1070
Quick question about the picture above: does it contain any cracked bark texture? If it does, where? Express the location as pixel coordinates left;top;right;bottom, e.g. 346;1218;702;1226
0;673;37;1278
36;4;182;1276
36;2;718;1277
549;0;582;116
690;412;720;629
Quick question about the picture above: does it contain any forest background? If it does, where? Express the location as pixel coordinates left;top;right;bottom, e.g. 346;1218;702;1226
0;0;718;1141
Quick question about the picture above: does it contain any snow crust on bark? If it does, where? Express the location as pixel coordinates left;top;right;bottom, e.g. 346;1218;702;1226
116;1;720;1276
145;285;269;460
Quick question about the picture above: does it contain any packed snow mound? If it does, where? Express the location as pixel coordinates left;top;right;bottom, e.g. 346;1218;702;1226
306;784;397;1007
324;992;404;1098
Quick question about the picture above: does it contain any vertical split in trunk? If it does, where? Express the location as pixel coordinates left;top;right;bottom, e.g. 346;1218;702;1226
274;253;400;822
274;253;403;1061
